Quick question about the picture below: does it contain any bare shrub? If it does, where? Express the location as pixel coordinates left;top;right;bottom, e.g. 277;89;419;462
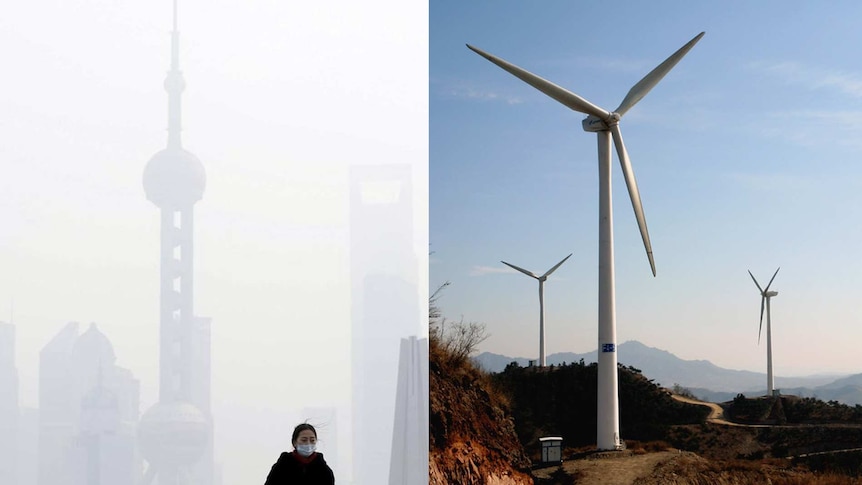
433;317;488;368
672;383;696;399
429;281;489;369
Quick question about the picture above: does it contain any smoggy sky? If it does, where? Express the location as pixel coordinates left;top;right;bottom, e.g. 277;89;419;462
1;1;427;483
431;1;862;377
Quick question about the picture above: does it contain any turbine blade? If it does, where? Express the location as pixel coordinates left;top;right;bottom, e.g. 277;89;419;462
614;32;705;117
609;124;655;276
542;253;573;278
748;270;764;294
764;267;780;292
758;296;765;345
501;260;539;279
466;44;611;119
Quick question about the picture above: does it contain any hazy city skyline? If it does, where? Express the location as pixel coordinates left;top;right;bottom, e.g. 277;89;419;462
1;1;427;483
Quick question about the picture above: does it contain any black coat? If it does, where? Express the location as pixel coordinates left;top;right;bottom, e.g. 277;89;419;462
264;451;335;485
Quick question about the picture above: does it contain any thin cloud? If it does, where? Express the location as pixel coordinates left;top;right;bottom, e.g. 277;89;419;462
749;61;862;98
469;265;515;276
469;264;568;281
438;82;524;105
757;110;862;149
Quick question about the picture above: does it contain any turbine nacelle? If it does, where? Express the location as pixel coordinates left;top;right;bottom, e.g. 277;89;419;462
766;291;778;297
582;113;621;133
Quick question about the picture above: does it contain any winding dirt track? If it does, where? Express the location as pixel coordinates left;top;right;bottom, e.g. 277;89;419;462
671;394;862;459
670;394;767;427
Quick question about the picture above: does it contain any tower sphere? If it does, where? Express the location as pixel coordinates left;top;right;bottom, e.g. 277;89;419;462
164;71;186;94
138;401;210;468
143;147;206;208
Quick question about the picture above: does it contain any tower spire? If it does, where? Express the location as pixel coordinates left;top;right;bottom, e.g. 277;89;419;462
165;0;185;149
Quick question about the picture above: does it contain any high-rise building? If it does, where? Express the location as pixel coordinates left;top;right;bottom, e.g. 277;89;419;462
388;336;428;485
349;164;421;484
18;407;38;485
37;322;140;485
38;322;79;485
138;2;213;484
0;322;19;485
70;325;140;485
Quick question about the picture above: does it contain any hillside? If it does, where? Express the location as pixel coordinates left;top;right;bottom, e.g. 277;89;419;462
492;361;710;452
434;345;862;484
429;318;534;484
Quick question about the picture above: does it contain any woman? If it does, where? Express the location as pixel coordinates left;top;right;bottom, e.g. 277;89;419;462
264;423;335;485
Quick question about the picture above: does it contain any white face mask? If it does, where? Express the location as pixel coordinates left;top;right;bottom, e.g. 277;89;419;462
296;443;316;457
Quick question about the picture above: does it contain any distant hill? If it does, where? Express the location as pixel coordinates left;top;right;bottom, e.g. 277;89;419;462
473;341;860;404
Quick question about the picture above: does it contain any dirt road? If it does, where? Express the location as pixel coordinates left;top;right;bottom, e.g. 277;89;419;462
670;394;763;427
534;451;687;485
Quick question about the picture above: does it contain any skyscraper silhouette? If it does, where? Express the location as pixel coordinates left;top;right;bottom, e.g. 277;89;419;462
139;2;213;484
349;164;420;484
0;321;18;485
37;322;139;485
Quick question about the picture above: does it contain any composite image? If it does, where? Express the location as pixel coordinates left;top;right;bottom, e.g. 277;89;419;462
4;1;862;484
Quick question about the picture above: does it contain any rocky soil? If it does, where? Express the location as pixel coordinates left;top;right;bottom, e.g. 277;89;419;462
429;338;534;484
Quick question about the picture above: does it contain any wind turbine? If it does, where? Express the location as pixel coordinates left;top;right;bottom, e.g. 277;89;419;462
468;32;704;450
748;267;780;397
501;253;572;367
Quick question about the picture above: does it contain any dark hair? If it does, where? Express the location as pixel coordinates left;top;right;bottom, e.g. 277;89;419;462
292;423;317;445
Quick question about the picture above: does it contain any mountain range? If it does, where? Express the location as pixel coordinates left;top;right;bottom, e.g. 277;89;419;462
472;340;862;405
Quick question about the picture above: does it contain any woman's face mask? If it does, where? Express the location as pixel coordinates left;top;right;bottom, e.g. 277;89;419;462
296;443;316;457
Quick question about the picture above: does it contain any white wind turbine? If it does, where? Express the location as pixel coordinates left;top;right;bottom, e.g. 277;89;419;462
468;32;704;450
748;267;780;397
501;253;573;368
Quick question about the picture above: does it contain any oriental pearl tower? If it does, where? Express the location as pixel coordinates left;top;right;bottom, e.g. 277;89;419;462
139;2;213;484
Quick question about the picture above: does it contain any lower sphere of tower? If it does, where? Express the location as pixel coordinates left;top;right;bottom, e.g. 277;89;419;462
143;147;206;207
138;401;210;468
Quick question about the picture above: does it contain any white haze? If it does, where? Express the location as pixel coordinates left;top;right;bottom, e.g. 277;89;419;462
0;1;428;484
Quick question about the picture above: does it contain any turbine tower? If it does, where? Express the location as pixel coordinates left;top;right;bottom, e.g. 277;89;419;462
501;253;572;367
748;267;780;397
468;32;704;450
139;1;213;484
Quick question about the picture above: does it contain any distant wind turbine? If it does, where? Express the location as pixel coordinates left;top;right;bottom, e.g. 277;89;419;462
748;267;780;397
501;253;572;367
469;32;704;450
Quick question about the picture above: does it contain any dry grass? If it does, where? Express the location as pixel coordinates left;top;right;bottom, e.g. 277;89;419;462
771;476;862;485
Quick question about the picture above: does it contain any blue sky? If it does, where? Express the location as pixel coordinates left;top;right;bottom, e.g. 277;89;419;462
430;1;862;376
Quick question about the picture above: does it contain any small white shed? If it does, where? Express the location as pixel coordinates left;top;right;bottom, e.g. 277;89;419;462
539;436;563;463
